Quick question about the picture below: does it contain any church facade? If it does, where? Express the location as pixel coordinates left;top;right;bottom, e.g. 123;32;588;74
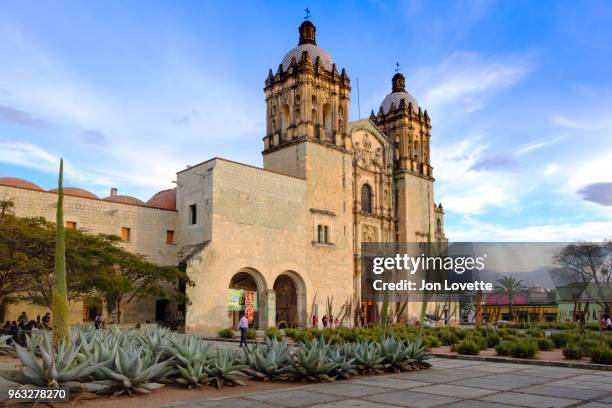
0;20;446;335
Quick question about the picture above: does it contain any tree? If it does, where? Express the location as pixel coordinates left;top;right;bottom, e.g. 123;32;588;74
98;250;192;323
494;276;526;321
0;205;192;324
553;240;612;333
51;159;70;345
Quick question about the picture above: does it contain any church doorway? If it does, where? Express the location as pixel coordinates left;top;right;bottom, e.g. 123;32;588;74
229;269;265;329
273;271;306;329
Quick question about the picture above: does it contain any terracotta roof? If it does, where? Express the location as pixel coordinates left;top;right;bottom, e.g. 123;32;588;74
102;195;146;205
146;188;176;210
0;177;44;191
49;187;99;199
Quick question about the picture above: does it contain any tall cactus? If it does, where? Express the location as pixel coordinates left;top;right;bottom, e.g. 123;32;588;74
51;158;70;345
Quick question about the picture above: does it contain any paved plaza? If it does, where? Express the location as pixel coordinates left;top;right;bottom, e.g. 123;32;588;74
156;357;612;408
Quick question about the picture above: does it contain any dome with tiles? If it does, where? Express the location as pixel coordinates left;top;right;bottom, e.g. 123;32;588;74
49;187;99;199
281;21;334;72
102;195;146;206
146;188;176;210
0;177;44;191
380;73;420;114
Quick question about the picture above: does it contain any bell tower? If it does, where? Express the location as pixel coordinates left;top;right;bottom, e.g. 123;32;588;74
262;20;351;178
374;72;439;243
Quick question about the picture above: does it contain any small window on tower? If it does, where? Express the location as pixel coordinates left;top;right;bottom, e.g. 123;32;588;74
66;221;77;230
189;204;197;225
121;227;131;241
166;230;175;244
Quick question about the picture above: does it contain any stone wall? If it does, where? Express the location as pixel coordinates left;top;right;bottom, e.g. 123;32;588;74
183;158;308;336
0;185;178;324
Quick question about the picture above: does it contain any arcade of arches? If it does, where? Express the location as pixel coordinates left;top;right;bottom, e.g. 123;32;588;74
229;269;306;329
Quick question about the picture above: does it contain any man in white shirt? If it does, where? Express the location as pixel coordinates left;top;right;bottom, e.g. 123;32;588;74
237;313;249;347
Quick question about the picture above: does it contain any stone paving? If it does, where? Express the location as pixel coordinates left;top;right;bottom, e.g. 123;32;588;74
155;357;612;408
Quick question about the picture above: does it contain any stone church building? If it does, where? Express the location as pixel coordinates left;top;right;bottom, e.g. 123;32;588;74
0;20;446;335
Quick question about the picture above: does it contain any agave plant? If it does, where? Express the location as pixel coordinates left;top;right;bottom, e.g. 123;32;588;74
167;335;211;363
206;350;248;389
290;343;338;382
174;359;209;388
79;336;120;380
0;334;13;355
165;336;212;387
379;336;414;373
352;341;387;374
3;331;100;392
96;347;174;396
137;326;175;357
242;337;293;381
327;345;357;379
405;338;432;369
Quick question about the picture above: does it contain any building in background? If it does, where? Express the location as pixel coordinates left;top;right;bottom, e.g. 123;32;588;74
0;20;447;335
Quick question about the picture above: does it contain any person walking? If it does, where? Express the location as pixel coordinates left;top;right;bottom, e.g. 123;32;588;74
236;313;249;347
94;313;103;329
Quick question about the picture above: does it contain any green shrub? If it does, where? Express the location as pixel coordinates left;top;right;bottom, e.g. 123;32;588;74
284;328;298;339
486;332;500;348
246;329;257;340
562;342;584;360
526;328;544;338
537;337;555;351
495;341;512;356
437;330;459;346
590;344;612;365
218;328;235;339
550;332;576;348
422;335;442;348
454;339;480;355
509;339;538;359
265;327;282;340
497;339;538;358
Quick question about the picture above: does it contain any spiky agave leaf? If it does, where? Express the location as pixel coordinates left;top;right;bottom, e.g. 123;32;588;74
290;343;338;382
352;341;387;374
206;350;247;389
4;331;99;391
405;337;432;369
327;345;357;379
96;346;173;396
242;338;293;381
0;334;14;355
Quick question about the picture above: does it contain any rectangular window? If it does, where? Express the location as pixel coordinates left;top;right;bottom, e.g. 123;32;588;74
121;227;131;241
166;230;175;244
65;221;77;230
189;204;197;225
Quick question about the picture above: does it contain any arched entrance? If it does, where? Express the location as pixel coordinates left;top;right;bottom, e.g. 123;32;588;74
229;269;266;329
273;271;306;328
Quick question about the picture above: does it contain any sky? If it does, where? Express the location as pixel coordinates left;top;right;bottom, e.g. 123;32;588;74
0;0;611;242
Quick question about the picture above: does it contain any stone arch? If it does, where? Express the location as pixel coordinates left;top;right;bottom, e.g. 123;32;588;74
273;271;307;329
229;268;268;329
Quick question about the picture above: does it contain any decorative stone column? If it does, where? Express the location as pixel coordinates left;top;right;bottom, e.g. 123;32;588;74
261;289;276;329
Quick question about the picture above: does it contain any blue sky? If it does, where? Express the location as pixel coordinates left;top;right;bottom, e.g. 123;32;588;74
0;0;611;241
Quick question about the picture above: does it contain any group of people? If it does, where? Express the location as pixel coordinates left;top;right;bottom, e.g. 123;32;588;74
2;312;51;338
600;314;612;331
312;314;341;328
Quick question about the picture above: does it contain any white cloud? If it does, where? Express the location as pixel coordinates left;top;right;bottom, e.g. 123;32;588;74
0;18;263;197
411;51;531;116
447;219;612;242
0;141;58;173
544;162;560;177
433;137;523;215
515;135;565;155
